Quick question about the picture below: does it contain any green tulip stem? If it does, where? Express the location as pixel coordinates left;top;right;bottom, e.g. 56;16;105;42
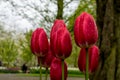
45;67;48;80
62;59;64;80
39;58;42;80
85;48;89;80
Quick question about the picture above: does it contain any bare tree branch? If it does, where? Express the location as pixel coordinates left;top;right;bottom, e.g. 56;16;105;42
64;0;74;8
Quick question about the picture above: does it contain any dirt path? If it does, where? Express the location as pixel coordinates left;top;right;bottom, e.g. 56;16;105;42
0;74;84;80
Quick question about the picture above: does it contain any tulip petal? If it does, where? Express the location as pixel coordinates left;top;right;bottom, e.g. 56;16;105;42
60;28;72;59
83;13;98;46
74;13;86;47
39;29;49;57
89;45;99;73
78;48;86;72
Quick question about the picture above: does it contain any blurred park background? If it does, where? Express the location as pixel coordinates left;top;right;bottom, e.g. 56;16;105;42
0;0;96;78
0;0;96;70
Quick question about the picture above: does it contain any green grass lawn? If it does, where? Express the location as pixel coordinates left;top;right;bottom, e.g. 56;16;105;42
17;73;84;78
0;67;85;78
16;68;84;78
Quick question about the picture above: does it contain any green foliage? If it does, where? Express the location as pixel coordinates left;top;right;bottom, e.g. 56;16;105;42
0;69;19;73
30;68;47;74
0;67;20;73
29;67;83;75
0;38;18;67
0;24;18;67
19;30;36;66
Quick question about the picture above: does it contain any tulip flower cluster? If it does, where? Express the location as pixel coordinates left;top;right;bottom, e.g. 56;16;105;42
30;12;99;80
74;12;99;80
30;19;72;80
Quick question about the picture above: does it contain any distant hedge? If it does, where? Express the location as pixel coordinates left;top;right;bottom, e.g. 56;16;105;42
0;67;83;75
0;67;20;73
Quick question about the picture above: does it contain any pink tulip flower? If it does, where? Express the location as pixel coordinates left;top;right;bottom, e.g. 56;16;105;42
52;27;72;60
50;19;66;56
74;12;98;48
50;58;67;80
31;28;49;57
78;45;99;73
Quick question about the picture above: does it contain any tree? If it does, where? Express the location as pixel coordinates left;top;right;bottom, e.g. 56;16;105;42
90;0;120;80
0;24;18;67
0;39;18;67
0;0;78;32
56;0;63;19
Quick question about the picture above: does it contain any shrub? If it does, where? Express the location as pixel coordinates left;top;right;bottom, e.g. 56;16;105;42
0;67;20;73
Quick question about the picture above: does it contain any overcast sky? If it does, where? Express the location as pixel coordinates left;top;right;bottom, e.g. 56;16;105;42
0;0;79;32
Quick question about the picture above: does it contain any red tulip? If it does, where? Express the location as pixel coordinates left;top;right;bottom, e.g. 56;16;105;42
50;19;66;56
78;45;99;73
78;48;86;73
37;50;54;68
52;27;72;60
50;58;67;80
74;12;98;48
89;45;99;73
30;28;49;57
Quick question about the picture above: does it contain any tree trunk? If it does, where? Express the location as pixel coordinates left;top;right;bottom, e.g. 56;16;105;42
90;0;120;80
56;0;63;19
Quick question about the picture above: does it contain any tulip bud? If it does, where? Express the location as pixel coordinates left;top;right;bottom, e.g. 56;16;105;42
53;27;72;60
78;45;99;73
38;50;54;68
89;45;99;73
50;58;67;80
30;28;49;57
50;19;66;56
74;12;98;48
78;48;86;73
